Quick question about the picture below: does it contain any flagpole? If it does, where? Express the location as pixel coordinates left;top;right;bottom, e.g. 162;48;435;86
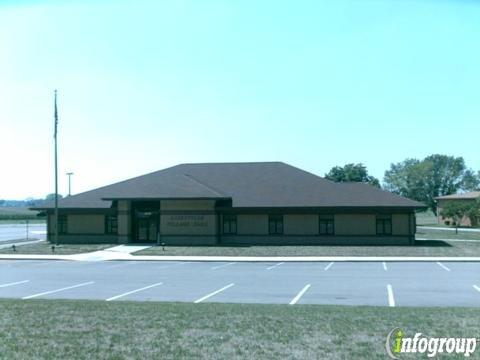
54;90;59;246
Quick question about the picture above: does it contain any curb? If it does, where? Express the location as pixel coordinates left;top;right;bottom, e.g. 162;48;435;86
1;255;480;262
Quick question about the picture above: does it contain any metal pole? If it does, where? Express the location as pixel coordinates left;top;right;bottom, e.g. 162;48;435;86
26;219;29;241
66;172;74;196
54;90;59;246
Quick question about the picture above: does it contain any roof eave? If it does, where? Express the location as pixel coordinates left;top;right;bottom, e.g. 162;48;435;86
101;196;231;201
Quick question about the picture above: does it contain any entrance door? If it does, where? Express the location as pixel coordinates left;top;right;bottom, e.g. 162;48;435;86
134;212;158;243
131;201;160;243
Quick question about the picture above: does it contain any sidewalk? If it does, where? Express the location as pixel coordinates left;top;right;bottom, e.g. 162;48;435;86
0;239;44;250
418;226;480;233
0;245;480;262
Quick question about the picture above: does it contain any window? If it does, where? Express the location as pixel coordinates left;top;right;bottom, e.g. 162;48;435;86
58;215;67;234
269;214;283;235
319;215;334;235
105;215;118;234
222;215;237;235
376;215;392;235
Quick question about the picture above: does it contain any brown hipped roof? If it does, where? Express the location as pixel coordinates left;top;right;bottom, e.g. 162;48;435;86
435;191;480;200
33;162;425;210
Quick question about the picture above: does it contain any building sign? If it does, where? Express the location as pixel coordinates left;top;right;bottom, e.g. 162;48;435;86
165;215;208;228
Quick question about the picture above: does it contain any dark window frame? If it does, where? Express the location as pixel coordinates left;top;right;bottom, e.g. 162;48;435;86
319;215;335;235
269;214;284;235
58;214;67;234
376;215;392;235
222;214;237;235
105;215;118;235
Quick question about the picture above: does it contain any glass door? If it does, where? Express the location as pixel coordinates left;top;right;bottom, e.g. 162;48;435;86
134;212;158;243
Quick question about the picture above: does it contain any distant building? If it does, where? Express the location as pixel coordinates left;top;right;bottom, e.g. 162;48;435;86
33;162;425;245
435;191;480;227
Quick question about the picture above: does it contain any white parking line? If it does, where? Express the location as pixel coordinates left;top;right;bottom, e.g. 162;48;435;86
106;262;186;270
0;280;29;288
289;284;311;305
22;281;94;300
324;262;334;271
104;261;141;269
473;285;480;293
211;262;236;270
387;284;395;307
267;262;284;270
382;262;388;271
436;262;451;272
194;283;235;303
105;282;163;301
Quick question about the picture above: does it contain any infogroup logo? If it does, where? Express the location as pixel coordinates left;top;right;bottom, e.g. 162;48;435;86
385;328;478;359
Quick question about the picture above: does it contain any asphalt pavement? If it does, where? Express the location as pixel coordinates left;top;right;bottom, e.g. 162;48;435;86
0;223;46;242
0;260;479;306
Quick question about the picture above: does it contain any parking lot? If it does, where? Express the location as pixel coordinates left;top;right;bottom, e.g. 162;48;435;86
0;260;479;306
0;223;46;242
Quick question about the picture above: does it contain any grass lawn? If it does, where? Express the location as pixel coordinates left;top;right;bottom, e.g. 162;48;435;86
134;241;480;257
0;300;478;359
0;207;40;221
415;210;437;225
416;228;480;241
135;229;480;257
0;242;112;255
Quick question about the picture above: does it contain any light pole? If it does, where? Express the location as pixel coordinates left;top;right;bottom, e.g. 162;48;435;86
66;172;74;196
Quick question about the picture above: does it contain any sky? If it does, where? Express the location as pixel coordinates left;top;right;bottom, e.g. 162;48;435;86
1;0;479;199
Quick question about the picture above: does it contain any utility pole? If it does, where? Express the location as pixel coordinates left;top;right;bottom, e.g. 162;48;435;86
66;172;74;196
54;90;59;246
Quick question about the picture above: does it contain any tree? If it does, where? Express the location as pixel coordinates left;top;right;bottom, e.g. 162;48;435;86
440;201;479;234
325;163;380;187
462;170;480;191
466;199;480;227
383;159;430;204
384;154;479;214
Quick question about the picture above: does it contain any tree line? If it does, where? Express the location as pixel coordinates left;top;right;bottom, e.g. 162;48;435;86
0;194;64;208
325;154;480;214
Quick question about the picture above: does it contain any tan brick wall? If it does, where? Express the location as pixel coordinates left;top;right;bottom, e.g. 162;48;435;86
392;214;409;235
68;214;105;234
237;214;269;235
118;200;131;237
160;214;217;235
334;214;376;235
284;214;318;235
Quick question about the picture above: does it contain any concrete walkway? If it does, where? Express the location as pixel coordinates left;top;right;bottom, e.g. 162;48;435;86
1;252;480;262
416;237;480;242
68;245;151;261
1;245;480;262
0;239;44;250
418;226;480;233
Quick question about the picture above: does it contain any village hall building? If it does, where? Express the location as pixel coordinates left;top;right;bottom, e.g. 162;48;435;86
33;162;425;245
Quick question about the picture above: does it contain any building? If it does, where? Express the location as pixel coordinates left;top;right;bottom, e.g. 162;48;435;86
33;162;426;245
435;191;480;227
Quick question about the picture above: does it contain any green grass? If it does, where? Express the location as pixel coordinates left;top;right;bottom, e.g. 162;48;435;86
0;207;40;221
0;300;478;359
135;241;480;257
416;228;480;241
135;229;480;257
0;242;112;255
415;210;438;225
